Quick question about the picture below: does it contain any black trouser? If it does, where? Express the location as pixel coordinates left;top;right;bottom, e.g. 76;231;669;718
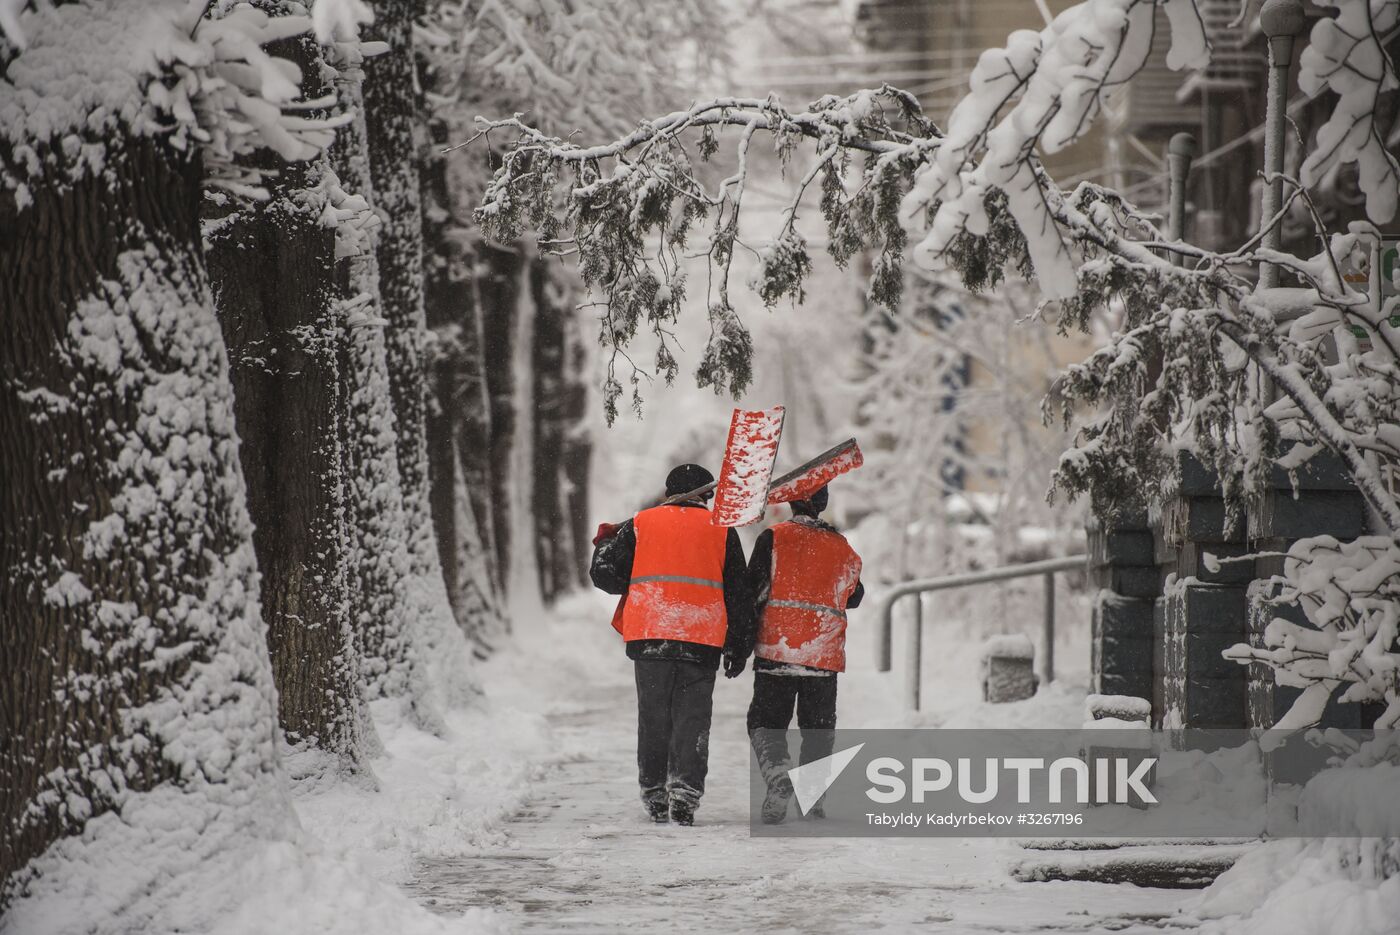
634;659;716;807
746;671;838;768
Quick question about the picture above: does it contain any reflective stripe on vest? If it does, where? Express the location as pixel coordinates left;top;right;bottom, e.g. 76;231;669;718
766;598;846;617
619;505;729;647
755;520;861;672
631;574;725;589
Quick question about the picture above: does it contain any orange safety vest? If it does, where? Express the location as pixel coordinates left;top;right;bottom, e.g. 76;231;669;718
755;520;862;672
618;505;730;647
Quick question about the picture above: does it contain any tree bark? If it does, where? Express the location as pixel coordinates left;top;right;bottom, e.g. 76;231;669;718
204;31;368;776
459;255;505;607
529;266;593;601
421;124;504;648
1;130;281;894
326;50;443;732
559;307;594;590
531;265;567;603
476;245;524;593
362;0;437;582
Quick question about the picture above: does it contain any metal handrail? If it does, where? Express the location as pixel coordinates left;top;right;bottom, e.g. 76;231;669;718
875;555;1087;710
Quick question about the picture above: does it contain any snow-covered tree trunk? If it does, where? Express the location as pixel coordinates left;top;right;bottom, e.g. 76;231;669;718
474;245;525;600
204;28;369;778
420;136;506;646
504;251;543;616
361;0;442;587
530;267;594;602
558;307;594;592
0;107;283;899
324;48;446;728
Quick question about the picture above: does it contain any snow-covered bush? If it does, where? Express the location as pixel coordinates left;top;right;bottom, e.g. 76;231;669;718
1224;536;1400;733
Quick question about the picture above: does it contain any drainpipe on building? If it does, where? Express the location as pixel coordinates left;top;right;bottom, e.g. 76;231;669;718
1257;0;1306;291
1166;133;1198;269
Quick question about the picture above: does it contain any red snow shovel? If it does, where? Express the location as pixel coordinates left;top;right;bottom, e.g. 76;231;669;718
661;415;864;526
766;437;864;504
710;407;787;526
648;406;787;522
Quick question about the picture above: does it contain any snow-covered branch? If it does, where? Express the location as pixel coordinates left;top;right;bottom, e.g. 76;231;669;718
2;0;359;207
1298;0;1400;222
898;0;1209;298
471;87;941;422
466;0;1400;732
1224;535;1400;731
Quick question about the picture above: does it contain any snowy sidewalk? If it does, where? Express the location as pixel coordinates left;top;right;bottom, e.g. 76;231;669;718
399;594;1204;934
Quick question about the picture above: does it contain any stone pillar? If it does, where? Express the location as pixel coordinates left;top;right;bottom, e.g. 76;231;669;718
1159;455;1250;729
1246;448;1374;729
1089;509;1157;706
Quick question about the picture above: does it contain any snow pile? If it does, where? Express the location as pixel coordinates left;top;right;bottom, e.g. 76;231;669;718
2;780;504;935
293;591;615;891
980;633;1035;661
1085;693;1151;723
2;593;590;934
1195;745;1400;935
1196;838;1400;935
295;675;559;882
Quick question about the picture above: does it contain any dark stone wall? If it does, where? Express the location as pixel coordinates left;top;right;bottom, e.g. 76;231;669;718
1088;448;1377;731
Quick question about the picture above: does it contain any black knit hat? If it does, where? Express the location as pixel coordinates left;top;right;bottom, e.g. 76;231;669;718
792;484;829;515
665;463;714;497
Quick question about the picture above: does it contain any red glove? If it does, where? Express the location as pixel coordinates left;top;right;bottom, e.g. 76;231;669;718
592;522;620;547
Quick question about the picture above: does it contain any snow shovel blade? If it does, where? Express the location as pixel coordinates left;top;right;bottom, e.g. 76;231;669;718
710;407;787;527
766;438;863;504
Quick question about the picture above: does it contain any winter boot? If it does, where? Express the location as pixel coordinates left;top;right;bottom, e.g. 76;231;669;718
641;783;669;823
669;796;697;826
642;788;669;823
750;729;794;825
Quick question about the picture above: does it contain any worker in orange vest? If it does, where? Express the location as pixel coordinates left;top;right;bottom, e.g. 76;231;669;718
730;484;863;824
589;464;751;826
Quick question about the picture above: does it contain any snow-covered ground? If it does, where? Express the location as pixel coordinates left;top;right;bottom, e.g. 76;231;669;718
306;589;1205;934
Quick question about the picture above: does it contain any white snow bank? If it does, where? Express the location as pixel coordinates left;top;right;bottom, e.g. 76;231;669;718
1294;762;1400;837
1196;839;1400;935
295;589;615;880
2;779;504;935
4;595;596;935
295;687;557;883
1194;761;1400;934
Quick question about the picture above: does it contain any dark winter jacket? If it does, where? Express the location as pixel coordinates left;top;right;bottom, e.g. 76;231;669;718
589;502;752;669
731;514;864;675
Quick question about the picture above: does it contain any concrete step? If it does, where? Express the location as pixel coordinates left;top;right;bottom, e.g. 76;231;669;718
1010;842;1256;888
